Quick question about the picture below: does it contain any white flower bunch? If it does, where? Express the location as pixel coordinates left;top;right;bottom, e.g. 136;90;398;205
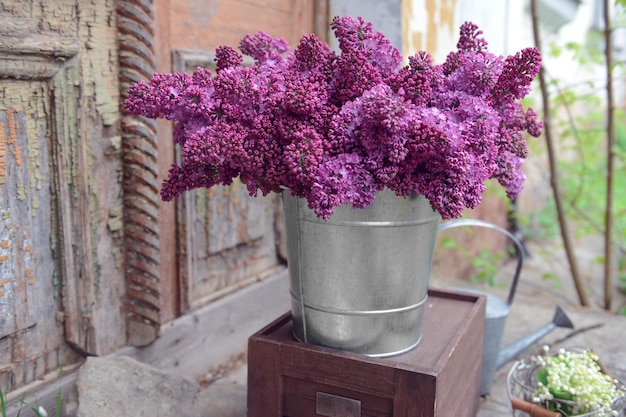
533;346;624;416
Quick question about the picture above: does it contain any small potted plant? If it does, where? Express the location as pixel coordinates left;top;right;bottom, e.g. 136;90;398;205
508;346;626;416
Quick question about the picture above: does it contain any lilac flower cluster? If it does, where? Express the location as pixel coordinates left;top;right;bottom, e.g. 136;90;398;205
125;17;543;220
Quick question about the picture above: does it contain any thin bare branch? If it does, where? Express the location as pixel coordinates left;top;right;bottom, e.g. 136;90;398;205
603;0;616;311
530;0;590;306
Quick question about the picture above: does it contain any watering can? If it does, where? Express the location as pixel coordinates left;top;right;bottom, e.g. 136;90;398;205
437;219;574;396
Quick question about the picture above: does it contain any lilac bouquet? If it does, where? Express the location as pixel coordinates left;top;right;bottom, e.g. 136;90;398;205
125;16;542;220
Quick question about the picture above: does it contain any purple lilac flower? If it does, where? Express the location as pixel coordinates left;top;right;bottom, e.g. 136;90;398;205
308;153;377;219
442;21;488;76
388;52;442;106
125;16;543;220
215;45;243;72
457;22;489;52
443;51;503;97
125;70;214;122
239;31;290;67
492;47;543;104
493;151;526;199
329;16;403;104
293;33;335;74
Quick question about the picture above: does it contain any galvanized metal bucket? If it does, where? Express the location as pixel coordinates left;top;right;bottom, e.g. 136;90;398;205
282;189;440;357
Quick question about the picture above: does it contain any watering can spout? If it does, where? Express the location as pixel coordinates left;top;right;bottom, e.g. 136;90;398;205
495;306;574;370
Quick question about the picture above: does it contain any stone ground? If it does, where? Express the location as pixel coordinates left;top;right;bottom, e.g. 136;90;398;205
73;237;626;417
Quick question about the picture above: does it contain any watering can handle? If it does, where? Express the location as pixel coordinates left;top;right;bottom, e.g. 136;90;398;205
437;219;524;306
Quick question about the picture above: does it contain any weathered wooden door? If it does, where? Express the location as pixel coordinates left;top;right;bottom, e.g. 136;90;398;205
0;1;126;393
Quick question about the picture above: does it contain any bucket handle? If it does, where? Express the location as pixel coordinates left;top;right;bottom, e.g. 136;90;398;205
437;219;525;306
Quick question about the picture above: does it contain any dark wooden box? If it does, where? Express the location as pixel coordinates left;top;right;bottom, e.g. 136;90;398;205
247;288;486;417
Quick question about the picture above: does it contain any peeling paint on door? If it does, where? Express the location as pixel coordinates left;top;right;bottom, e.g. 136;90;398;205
0;101;69;392
402;0;459;61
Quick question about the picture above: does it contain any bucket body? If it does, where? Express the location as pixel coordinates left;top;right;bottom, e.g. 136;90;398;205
283;189;440;357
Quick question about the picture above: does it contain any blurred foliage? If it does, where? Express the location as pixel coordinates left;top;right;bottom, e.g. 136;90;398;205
516;0;626;315
518;5;626;251
439;235;507;287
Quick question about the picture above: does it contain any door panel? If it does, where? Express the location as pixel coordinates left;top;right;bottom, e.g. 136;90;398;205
0;73;81;393
187;184;281;308
0;99;66;391
171;49;282;310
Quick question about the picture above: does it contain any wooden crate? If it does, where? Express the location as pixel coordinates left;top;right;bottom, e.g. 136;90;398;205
247;288;486;417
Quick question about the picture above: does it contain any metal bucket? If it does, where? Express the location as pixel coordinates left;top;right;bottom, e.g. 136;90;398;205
283;189;440;357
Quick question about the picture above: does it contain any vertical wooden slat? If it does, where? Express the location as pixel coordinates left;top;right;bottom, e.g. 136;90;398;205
117;0;162;346
52;58;101;356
